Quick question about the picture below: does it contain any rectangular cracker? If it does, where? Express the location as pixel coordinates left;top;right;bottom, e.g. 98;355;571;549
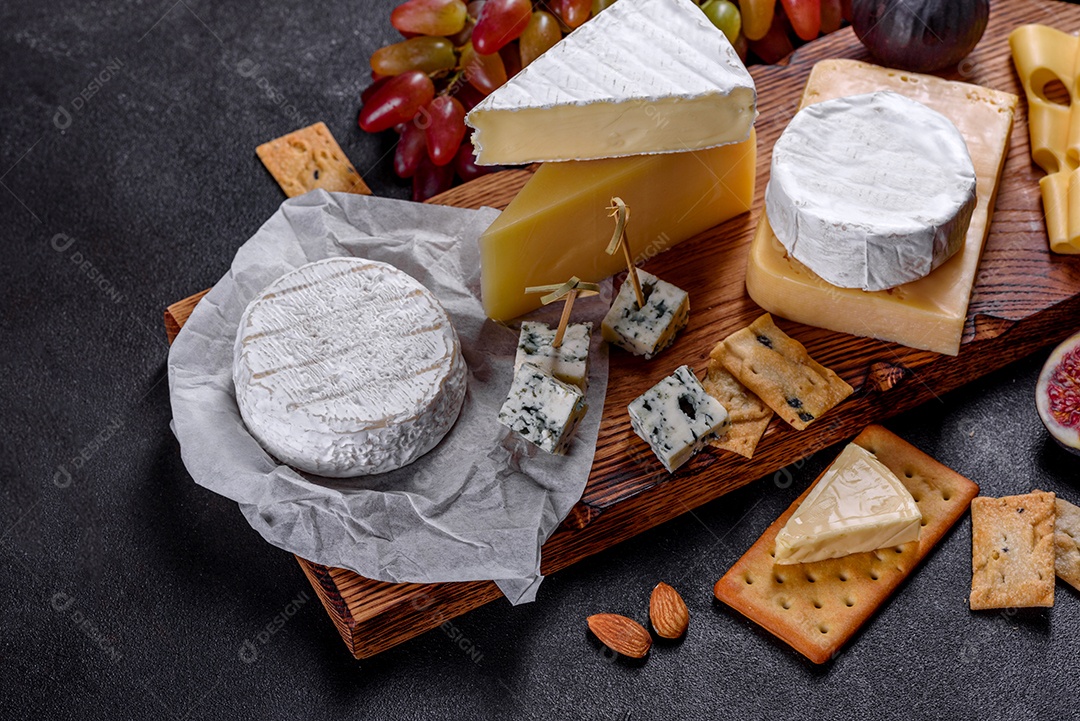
970;491;1056;609
1054;497;1080;592
256;122;371;198
717;313;853;430
702;352;773;459
714;424;979;664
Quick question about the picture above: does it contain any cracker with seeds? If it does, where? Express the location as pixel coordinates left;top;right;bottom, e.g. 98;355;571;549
702;351;773;459
256;122;371;198
969;491;1056;610
717;314;853;430
714;424;979;664
1053;497;1080;593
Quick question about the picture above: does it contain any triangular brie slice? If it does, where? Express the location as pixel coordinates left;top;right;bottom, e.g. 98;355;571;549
774;443;922;565
465;0;757;165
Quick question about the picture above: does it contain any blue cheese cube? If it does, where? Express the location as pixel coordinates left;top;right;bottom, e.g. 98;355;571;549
602;270;689;359
628;365;729;473
514;321;592;391
498;363;588;455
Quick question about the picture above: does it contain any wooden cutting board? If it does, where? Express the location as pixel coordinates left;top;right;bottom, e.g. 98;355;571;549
165;1;1080;659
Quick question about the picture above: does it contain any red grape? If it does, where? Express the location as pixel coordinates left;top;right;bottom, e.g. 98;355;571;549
499;42;523;79
425;96;467;166
391;0;468;36
395;122;428;178
452;81;487;111
781;0;821;41
359;71;436;132
370;37;456;76
555;0;590;29
472;0;531;55
413;156;455;201
520;10;561;66
820;0;843;34
749;13;794;63
361;76;391;105
460;41;507;94
454;140;497;182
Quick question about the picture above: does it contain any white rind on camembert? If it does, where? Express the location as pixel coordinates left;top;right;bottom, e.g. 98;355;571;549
233;257;466;478
765;91;977;292
774;443;922;565
465;0;757;165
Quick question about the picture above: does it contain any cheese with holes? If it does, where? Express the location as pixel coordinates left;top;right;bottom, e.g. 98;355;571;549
1009;25;1080;254
465;0;756;165
480;131;755;321
498;363;587;454
514;321;592;390
766;91;977;291
628;365;729;473
602;270;689;359
774;443;922;565
746;59;1017;356
233;257;466;477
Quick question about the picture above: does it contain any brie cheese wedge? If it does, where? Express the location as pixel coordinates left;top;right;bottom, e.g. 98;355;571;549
774;443;922;565
233;257;466;478
465;0;757;165
765;91;977;291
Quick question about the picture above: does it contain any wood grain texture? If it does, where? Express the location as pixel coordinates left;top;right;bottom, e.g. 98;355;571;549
166;0;1080;659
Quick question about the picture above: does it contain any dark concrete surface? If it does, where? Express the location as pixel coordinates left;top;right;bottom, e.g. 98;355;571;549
1;1;1078;719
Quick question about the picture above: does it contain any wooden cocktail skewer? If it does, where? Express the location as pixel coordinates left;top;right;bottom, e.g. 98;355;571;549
524;276;601;348
605;197;645;309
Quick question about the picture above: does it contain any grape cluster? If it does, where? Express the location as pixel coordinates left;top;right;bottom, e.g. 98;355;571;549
359;0;850;200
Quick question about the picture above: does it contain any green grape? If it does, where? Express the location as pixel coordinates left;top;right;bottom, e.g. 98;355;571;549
591;0;618;13
520;11;561;66
370;37;456;76
701;0;741;44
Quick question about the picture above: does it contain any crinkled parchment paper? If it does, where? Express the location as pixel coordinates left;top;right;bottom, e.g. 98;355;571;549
168;191;610;603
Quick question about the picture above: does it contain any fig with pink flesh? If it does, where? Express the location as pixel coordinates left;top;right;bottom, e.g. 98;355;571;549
1035;331;1080;456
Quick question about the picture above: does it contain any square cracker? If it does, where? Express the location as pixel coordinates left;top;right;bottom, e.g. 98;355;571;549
702;352;773;459
1054;497;1080;592
717;313;852;430
256;122;371;198
970;491;1056;610
714;424;979;664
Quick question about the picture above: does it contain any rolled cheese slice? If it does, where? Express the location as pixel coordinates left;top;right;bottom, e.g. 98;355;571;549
233;257;466;478
765;91;977;291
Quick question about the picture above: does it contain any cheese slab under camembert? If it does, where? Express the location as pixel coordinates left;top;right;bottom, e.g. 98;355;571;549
745;59;1017;356
465;0;756;165
514;321;591;391
233;257;467;478
602;270;689;359
766;91;977;291
774;443;922;565
498;363;587;455
480;132;756;321
628;365;729;473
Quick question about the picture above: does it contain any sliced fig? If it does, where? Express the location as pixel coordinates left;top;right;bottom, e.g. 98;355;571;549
1036;331;1080;455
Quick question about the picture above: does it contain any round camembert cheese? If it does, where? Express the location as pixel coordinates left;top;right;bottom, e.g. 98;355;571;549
233;257;467;478
765;91;977;291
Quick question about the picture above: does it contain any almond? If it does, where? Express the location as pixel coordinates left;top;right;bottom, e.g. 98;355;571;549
649;582;689;639
586;613;652;658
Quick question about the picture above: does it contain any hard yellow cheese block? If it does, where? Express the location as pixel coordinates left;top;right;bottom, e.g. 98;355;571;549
1009;25;1080;254
746;60;1017;356
480;131;756;321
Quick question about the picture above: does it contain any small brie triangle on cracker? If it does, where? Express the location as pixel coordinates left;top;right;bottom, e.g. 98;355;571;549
774;443;922;565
